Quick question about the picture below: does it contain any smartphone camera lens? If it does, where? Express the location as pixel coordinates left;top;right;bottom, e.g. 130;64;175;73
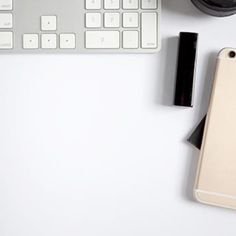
229;51;236;58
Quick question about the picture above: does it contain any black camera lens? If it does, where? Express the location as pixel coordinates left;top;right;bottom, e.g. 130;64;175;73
191;0;236;17
229;51;236;58
206;0;236;8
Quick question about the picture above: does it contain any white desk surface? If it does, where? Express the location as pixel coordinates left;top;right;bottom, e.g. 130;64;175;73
1;1;236;235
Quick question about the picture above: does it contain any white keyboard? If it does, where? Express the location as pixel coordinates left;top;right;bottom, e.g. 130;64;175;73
0;0;161;54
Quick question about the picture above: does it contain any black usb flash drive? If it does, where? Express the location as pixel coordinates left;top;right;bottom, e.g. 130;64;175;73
174;32;198;107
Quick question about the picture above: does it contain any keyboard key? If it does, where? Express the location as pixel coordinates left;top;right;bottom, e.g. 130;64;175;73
85;31;119;49
141;13;157;48
41;16;57;31
123;13;138;28
60;34;76;49
104;13;120;28
0;32;13;49
0;0;12;10
86;13;101;28
123;0;138;9
86;0;101;9
23;34;39;49
104;0;119;9
41;34;57;49
141;0;157;9
123;31;138;49
0;13;13;29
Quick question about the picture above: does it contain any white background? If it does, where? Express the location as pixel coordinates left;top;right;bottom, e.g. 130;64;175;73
1;0;236;235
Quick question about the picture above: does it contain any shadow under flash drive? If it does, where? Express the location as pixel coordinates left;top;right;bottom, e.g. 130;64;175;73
174;32;198;107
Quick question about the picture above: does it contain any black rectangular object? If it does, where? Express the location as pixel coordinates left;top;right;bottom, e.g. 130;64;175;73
188;116;206;150
174;32;198;107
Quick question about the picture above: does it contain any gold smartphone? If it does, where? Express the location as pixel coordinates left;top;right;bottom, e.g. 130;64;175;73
194;48;236;210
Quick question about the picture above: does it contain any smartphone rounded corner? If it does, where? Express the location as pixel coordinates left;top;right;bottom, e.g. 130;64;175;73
193;188;204;203
218;48;236;59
